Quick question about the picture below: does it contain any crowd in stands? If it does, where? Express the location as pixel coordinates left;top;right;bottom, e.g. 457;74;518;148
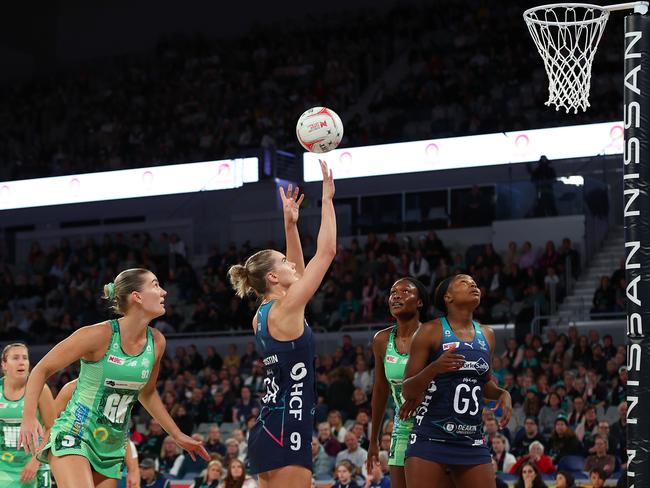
42;323;628;487
367;1;623;143
0;229;585;342
590;259;626;319
0;225;631;487
0;1;623;182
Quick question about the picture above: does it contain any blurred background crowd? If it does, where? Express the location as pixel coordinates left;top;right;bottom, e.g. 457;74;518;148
1;229;626;346
0;0;622;182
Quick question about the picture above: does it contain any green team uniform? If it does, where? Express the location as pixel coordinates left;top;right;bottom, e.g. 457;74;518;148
0;378;51;488
39;320;155;479
383;327;413;466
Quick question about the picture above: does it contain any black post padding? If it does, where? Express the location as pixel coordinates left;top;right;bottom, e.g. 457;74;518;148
624;13;650;488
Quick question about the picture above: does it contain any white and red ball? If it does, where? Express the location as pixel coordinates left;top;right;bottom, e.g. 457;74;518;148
296;106;344;153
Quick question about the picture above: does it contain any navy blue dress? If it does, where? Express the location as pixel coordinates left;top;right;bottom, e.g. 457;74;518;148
248;299;316;474
405;317;492;465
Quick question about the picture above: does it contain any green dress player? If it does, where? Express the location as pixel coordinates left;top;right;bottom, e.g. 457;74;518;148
39;319;155;478
368;277;429;488
19;269;209;487
0;343;55;488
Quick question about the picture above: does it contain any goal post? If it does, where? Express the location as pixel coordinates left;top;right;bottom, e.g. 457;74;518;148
624;12;650;487
524;3;650;486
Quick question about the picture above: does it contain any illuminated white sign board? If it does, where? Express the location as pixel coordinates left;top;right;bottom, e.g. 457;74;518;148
303;121;624;181
0;158;259;210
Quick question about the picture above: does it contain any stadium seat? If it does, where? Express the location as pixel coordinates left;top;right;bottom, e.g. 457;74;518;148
557;455;587;473
220;422;238;438
169;482;193;488
604;405;620;425
314;473;334;482
498;474;517;484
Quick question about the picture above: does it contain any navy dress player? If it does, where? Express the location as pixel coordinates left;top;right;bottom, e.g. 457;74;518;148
406;317;492;465
248;299;316;475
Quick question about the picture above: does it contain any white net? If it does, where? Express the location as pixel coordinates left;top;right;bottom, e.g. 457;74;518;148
524;3;610;113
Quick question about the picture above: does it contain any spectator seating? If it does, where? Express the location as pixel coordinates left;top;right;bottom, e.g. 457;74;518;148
0;229;583;341
0;1;622;182
557;455;587;474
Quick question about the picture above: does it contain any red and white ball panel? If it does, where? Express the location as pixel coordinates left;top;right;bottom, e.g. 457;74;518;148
296;107;344;153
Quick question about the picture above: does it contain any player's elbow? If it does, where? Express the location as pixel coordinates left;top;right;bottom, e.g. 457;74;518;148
32;361;54;382
320;245;337;260
138;387;155;404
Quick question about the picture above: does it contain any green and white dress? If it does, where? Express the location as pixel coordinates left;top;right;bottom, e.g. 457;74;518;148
40;320;155;479
0;378;51;488
383;327;414;466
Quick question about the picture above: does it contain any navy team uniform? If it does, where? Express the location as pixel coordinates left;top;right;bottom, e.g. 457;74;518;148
405;317;492;465
248;299;316;474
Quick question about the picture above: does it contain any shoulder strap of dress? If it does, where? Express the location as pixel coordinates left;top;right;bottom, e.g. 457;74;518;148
256;300;276;336
440;316;451;334
472;320;483;335
386;326;397;355
146;326;154;346
110;319;119;334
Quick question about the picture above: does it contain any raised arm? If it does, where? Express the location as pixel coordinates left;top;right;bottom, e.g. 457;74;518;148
19;324;111;453
367;329;390;474
279;160;336;314
280;184;306;276
138;329;209;462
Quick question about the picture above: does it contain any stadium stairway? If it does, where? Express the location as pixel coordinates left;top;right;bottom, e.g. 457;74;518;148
555;226;624;324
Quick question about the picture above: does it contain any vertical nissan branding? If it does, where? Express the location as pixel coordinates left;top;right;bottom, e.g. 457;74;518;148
624;16;647;487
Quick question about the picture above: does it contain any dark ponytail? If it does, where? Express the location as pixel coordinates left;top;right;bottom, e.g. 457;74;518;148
433;276;457;316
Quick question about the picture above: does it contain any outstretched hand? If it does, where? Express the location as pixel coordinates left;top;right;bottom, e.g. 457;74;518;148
366;443;379;477
433;347;465;374
126;468;140;488
173;433;210;462
319;160;335;200
19;458;39;483
18;416;44;456
279;184;305;224
398;395;422;420
493;389;513;428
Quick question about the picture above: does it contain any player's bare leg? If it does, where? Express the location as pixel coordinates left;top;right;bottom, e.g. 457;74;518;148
93;471;118;488
450;463;496;488
49;453;95;488
258;465;312;488
405;457;455;488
